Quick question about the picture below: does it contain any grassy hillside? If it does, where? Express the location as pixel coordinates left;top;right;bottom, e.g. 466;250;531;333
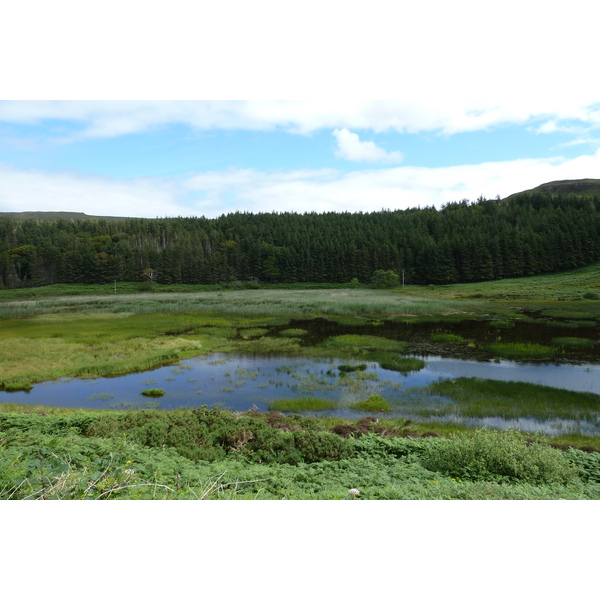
410;261;600;301
504;178;600;200
0;211;131;221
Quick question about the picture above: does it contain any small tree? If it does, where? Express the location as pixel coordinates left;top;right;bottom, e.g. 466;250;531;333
141;267;158;284
370;269;400;288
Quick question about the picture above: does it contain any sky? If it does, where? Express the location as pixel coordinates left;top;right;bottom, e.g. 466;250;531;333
1;2;600;219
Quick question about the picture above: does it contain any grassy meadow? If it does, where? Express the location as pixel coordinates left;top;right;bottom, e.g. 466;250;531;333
1;263;599;499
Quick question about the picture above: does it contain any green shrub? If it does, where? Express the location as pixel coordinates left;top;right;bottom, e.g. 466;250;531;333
370;270;400;288
564;448;600;483
85;407;351;466
291;430;354;463
421;428;578;484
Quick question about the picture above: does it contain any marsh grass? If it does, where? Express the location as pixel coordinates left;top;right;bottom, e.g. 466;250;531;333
0;288;477;319
486;342;558;360
541;309;598;320
426;377;600;422
230;336;302;355
0;311;253;388
279;328;308;337
555;320;597;328
338;364;367;373
141;389;165;398
552;337;595;348
238;328;269;339
354;395;392;413
268;397;337;412
364;352;426;374
320;335;408;353
431;333;465;343
490;320;515;328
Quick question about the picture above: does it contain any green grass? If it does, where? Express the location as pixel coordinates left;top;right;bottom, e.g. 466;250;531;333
552;337;595;348
319;334;408;353
365;352;426;374
415;261;600;302
354;395;392;413
279;328;308;337
486;342;558;360
238;328;269;339
0;286;476;319
140;388;165;398
268;397;337;411
425;377;600;422
490;320;515;328
431;333;465;343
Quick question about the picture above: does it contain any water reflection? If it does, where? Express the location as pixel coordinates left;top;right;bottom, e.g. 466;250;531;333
3;353;600;435
421;356;600;394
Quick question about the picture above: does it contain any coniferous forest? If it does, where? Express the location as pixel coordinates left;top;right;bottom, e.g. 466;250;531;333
1;192;600;288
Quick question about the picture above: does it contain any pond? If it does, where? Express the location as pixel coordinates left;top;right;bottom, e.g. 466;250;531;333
2;315;599;435
4;351;600;436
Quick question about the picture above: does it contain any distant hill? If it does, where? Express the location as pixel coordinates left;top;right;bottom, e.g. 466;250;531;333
503;179;600;201
0;211;134;221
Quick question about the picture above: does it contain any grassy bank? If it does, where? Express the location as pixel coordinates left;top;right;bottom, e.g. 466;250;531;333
1;405;598;500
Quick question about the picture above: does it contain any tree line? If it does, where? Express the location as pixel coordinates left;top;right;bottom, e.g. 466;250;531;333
1;193;599;288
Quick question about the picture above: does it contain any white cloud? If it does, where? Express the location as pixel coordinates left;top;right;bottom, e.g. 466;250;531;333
3;148;600;219
0;164;192;218
174;145;600;215
2;99;600;142
332;129;403;164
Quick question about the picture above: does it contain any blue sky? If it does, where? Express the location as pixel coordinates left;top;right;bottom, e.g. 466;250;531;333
1;2;600;218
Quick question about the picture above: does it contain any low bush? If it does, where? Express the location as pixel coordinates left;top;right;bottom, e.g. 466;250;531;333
85;407;353;465
421;428;578;484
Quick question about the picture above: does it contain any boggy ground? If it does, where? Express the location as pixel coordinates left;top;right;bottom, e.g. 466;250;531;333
0;266;599;499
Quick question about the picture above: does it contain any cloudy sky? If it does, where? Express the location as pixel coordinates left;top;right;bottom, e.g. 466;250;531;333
1;1;599;218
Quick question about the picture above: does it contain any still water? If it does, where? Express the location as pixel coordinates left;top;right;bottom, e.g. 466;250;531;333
3;352;600;435
2;315;599;434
